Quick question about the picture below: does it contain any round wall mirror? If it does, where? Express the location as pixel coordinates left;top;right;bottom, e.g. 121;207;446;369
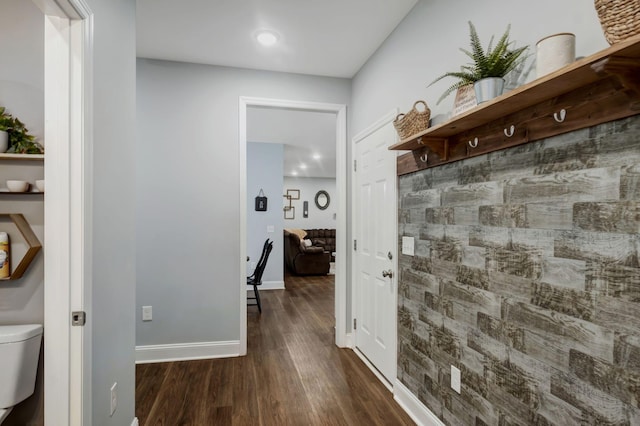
314;190;330;210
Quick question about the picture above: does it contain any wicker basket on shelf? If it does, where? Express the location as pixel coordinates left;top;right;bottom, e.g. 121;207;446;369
594;0;640;44
393;100;431;140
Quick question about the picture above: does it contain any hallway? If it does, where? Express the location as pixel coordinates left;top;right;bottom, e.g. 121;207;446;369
135;274;414;425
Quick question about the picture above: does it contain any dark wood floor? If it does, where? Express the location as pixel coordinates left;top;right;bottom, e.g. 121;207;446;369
135;274;415;425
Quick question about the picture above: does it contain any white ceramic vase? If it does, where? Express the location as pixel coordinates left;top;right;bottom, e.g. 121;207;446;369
536;33;576;78
0;131;8;153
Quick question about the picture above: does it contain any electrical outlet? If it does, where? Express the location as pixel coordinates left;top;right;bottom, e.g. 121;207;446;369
451;365;461;394
110;382;117;416
142;305;152;321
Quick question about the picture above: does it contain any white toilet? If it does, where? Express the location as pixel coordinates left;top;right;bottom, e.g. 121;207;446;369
0;324;43;424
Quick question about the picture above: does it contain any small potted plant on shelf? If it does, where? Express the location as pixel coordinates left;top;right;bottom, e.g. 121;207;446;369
0;107;44;154
429;21;528;105
0;108;10;153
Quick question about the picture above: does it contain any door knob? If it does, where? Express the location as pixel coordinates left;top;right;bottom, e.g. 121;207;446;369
382;269;393;278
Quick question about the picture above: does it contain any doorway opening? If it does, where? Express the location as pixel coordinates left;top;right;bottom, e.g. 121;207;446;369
239;97;347;354
36;0;93;424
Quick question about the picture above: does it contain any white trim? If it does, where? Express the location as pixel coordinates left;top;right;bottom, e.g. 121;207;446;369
131;417;139;426
246;280;285;291
69;4;93;425
239;98;248;356
44;13;72;426
334;103;348;348
135;341;241;364
353;348;393;392
239;96;348;352
40;1;92;424
394;380;445;426
344;332;353;348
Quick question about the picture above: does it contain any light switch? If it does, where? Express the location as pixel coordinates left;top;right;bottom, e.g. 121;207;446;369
402;236;415;256
142;306;152;321
451;365;461;394
267;225;274;233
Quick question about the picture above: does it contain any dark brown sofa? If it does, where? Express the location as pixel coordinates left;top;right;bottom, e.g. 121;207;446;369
305;229;336;262
284;229;331;275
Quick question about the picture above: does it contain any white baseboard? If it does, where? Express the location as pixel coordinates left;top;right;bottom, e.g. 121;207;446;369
135;340;240;364
131;417;139;426
394;380;444;426
246;280;284;291
344;332;353;348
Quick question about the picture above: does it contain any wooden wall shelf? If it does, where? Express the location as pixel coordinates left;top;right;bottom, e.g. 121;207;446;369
0;153;44;161
0;190;44;195
392;34;640;176
0;213;42;281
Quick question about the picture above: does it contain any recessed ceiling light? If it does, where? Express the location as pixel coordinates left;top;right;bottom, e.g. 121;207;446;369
300;163;307;169
291;170;298;176
256;30;278;47
312;153;321;160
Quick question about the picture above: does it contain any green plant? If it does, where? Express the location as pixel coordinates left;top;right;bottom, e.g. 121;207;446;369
0;107;44;154
429;22;528;104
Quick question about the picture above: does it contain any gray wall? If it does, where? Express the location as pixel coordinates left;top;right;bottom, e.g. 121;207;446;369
0;1;45;424
247;142;283;284
349;0;616;419
87;0;137;424
283;176;337;229
136;58;350;347
350;0;608;135
398;116;640;425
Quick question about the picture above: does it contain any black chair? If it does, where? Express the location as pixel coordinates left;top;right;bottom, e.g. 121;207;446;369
247;239;273;313
249;238;271;280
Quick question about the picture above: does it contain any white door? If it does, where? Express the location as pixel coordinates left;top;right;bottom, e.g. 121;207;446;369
353;115;397;383
40;2;92;424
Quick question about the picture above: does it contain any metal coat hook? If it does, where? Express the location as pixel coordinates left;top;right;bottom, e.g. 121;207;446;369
553;109;567;123
504;125;515;137
420;153;428;163
416;137;424;145
468;137;479;148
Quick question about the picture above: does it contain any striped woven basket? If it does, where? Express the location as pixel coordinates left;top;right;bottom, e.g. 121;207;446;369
393;100;431;140
595;0;640;44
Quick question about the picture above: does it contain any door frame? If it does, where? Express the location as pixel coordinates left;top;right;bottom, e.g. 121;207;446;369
239;97;348;354
35;0;92;423
350;109;399;386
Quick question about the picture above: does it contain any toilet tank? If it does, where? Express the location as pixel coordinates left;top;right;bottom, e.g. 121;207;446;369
0;325;43;408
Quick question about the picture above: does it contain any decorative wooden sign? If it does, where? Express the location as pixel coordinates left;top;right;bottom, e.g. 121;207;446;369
452;84;477;117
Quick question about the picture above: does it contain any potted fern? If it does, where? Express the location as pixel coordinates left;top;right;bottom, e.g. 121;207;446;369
429;22;528;105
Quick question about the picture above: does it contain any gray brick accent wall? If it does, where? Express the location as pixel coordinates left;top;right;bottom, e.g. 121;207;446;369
397;115;640;425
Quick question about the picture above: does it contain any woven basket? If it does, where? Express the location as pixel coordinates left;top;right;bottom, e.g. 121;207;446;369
595;0;640;44
393;100;431;140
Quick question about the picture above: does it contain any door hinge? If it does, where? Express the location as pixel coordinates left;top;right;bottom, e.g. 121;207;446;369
353;239;357;251
354;160;357;172
72;311;86;326
353;318;357;330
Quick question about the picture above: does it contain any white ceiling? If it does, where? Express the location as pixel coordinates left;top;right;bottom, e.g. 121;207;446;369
248;107;336;178
137;0;418;179
136;0;418;78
